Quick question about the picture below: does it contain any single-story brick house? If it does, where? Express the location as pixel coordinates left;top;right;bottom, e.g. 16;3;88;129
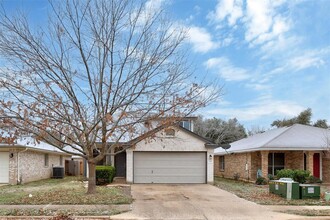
98;118;218;184
214;124;330;183
0;137;71;184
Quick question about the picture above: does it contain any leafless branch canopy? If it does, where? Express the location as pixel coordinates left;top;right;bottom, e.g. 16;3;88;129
0;0;221;163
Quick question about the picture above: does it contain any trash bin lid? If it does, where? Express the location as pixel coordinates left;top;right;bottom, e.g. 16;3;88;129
279;178;294;182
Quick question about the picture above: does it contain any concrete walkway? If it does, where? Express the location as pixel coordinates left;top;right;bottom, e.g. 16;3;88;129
111;184;301;220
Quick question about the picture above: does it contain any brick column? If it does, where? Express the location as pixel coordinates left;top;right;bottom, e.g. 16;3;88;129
261;151;269;178
306;151;314;176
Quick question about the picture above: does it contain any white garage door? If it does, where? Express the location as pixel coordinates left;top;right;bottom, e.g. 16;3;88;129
134;152;206;183
0;152;9;183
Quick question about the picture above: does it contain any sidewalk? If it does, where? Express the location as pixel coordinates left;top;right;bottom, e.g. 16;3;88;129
0;204;131;220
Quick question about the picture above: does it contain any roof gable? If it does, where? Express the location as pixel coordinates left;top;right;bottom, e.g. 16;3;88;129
129;124;217;147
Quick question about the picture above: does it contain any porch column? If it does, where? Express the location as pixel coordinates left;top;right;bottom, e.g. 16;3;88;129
306;151;314;175
110;148;115;167
261;151;269;178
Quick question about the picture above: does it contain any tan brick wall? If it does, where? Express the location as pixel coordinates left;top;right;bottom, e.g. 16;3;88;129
215;150;316;182
260;151;269;178
214;153;252;181
251;152;261;181
285;151;304;170
9;150;70;184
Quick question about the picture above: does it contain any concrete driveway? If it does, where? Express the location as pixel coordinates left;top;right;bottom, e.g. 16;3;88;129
111;184;300;220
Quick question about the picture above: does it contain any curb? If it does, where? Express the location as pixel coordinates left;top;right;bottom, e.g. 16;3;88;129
0;216;112;220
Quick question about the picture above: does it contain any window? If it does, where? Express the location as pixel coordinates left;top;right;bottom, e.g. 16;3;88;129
219;156;225;171
60;155;63;166
268;153;285;175
164;128;175;136
44;154;49;167
304;153;307;170
180;120;191;130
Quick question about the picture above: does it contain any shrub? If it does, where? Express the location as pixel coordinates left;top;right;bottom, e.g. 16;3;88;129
268;174;275;180
293;169;311;184
306;175;322;184
276;169;310;183
276;169;295;179
96;166;116;185
256;177;267;185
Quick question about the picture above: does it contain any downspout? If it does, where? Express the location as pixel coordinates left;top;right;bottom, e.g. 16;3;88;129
17;148;29;184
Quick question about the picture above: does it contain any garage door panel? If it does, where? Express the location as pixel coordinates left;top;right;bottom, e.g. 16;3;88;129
134;176;205;184
134;167;205;175
134;152;206;183
0;152;9;183
135;160;203;167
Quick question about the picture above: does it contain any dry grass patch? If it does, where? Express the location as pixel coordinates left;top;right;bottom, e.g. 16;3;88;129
280;209;330;216
0;177;132;205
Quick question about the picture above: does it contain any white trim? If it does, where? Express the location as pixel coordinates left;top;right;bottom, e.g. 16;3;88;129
287;182;292;200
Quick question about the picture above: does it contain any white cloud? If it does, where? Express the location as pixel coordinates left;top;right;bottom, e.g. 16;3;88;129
207;0;244;26
144;0;165;14
289;51;327;71
246;83;271;91
266;47;330;76
245;0;290;47
205;57;250;81
187;26;219;53
206;96;305;121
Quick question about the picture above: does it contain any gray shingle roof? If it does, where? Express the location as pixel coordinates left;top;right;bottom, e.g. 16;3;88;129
214;124;330;155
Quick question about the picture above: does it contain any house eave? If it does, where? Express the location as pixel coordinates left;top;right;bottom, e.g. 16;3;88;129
214;146;328;156
0;144;71;155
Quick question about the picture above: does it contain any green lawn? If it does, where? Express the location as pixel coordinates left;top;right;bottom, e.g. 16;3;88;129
214;177;330;205
0;177;132;205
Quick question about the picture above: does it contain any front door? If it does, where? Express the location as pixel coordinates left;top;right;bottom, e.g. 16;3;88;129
115;151;126;177
313;153;320;178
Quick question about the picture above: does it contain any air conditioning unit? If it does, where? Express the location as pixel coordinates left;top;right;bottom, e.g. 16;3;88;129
53;166;64;179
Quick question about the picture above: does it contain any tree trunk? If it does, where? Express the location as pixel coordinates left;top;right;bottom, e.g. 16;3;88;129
87;161;97;194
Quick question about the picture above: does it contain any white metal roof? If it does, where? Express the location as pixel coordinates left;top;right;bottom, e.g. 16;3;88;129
0;136;71;155
214;124;330;155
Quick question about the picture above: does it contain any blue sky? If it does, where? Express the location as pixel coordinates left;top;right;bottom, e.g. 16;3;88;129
167;0;330;129
3;0;330;130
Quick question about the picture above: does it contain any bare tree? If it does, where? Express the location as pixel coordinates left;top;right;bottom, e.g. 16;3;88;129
0;0;220;193
194;116;246;145
247;125;266;136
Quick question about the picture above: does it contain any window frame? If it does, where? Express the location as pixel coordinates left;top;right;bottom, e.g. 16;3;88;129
44;153;49;167
180;120;191;130
219;156;225;171
268;153;285;175
164;128;175;136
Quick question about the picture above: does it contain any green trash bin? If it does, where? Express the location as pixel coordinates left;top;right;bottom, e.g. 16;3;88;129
269;178;300;200
300;184;320;199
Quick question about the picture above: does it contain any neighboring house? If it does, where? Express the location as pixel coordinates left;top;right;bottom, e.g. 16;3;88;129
214;124;330;183
0;137;71;184
99;118;218;184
